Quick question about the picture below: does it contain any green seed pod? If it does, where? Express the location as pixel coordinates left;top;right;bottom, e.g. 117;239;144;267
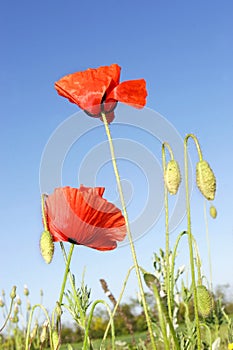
40;230;54;264
52;330;60;349
24;285;29;296
196;160;216;200
164;160;181;195
210;205;217;219
197;285;214;318
11;315;19;323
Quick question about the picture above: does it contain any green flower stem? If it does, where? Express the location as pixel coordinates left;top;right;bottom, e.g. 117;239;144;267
60;242;86;325
170;231;187;311
0;297;14;332
59;243;75;305
41;194;48;231
83;300;115;350
101;113;156;350
102;265;135;343
203;199;213;290
151;284;170;350
162;142;175;319
25;304;52;350
184;134;201;350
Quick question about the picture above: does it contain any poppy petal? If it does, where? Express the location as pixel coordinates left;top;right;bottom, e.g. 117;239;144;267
44;186;126;251
54;64;121;116
106;79;147;108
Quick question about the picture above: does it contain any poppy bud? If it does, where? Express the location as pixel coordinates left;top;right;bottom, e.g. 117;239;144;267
55;302;62;318
40;230;54;264
24;285;29;296
52;329;59;349
11;315;19;323
210;205;217;219
27;300;31;311
16;296;22;305
30;323;38;340
196;160;216;200
10;286;17;300
164;160;181;195
196;285;214;318
0;298;4;307
40;322;48;344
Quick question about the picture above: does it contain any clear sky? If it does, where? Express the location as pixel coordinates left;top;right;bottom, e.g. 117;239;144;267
1;0;233;322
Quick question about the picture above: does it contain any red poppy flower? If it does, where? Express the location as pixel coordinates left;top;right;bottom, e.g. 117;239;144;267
44;185;126;251
54;63;147;123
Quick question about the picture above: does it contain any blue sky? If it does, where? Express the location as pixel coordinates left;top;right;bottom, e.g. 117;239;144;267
1;0;233;322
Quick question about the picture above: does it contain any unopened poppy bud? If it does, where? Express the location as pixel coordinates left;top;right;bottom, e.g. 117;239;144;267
0;298;4;307
210;205;217;219
14;305;19;315
40;322;48;344
197;285;214;318
11;315;19;323
196;160;216;200
27;300;31;311
30;323;38;340
55;302;62;317
16;296;21;305
164;160;181;195
24;285;29;296
40;230;54;264
10;286;17;300
52;329;59;349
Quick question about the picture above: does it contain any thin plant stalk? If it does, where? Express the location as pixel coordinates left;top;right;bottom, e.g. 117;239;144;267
162;142;174;319
0;297;14;333
203;199;213;291
25;304;52;350
102;265;135;343
59;242;86;326
101;112;156;349
170;231;187;312
184;134;202;349
58;243;75;305
83;300;115;350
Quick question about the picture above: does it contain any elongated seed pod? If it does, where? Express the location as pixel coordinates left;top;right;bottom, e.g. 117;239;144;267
40;230;54;264
196;160;216;200
164;160;181;195
197;285;214;318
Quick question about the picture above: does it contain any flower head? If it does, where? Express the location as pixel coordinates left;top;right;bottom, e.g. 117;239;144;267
55;64;147;123
44;185;126;251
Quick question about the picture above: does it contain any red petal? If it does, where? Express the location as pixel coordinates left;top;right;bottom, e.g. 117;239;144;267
45;186;126;251
106;79;147;108
54;64;121;116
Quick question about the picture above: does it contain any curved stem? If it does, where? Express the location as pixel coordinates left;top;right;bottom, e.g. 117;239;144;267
184;134;201;349
170;231;187;311
184;134;203;161
83;300;115;350
0;297;14;332
25;304;52;350
101;113;156;349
